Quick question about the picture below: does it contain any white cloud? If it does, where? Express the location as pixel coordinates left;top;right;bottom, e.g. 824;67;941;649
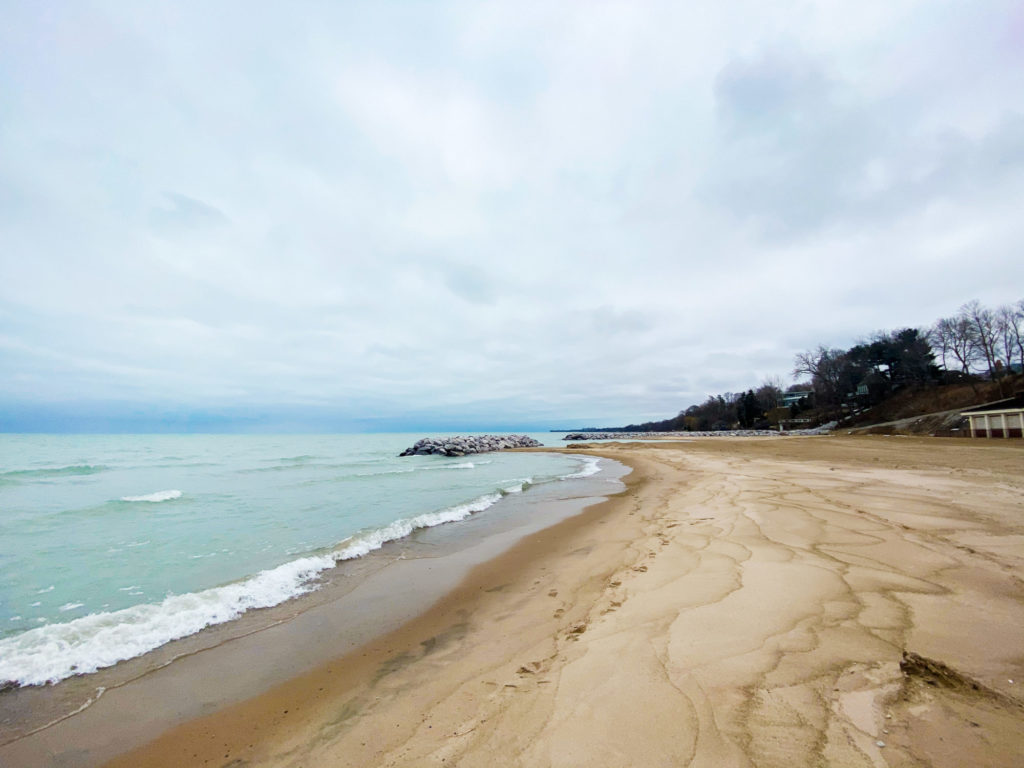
1;0;1022;429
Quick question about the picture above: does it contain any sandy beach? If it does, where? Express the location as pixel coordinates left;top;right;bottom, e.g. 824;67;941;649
9;435;1024;767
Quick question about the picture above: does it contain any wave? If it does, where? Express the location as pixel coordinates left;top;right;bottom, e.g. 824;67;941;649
565;456;602;479
332;492;502;561
150;461;216;469
0;464;109;481
237;460;346;474
501;477;533;494
241;457;434;476
0;491;504;688
353;467;415;477
421;460;491;471
120;490;182;503
295;467;417;487
0;555;336;687
0;454;609;689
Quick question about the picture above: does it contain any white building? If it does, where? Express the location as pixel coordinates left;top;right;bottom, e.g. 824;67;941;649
962;395;1024;438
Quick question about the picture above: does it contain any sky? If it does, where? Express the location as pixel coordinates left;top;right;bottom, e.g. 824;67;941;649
2;1;1023;432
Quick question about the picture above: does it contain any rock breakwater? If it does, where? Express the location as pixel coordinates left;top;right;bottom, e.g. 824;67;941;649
399;435;543;457
563;430;775;440
563;423;835;440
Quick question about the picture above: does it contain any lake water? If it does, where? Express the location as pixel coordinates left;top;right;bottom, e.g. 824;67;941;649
0;433;592;687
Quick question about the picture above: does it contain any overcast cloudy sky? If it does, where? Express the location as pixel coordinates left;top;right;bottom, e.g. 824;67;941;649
2;1;1023;431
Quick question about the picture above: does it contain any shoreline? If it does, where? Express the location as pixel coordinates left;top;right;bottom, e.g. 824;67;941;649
0;435;586;691
7;435;1024;766
0;453;629;767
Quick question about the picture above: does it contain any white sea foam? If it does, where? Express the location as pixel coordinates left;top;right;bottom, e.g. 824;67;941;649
502;477;533;494
333;492;502;561
120;490;182;503
421;460;493;471
355;467;416;477
0;491;504;687
565;457;602;479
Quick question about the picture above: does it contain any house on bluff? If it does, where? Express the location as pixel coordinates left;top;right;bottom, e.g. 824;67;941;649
962;394;1024;438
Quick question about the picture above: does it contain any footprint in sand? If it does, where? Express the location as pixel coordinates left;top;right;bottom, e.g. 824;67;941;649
548;589;558;597
566;623;587;640
517;661;543;675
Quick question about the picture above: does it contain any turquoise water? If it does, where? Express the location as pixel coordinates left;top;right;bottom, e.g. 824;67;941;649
0;433;591;686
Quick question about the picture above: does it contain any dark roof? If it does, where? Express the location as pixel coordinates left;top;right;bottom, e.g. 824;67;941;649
962;393;1024;413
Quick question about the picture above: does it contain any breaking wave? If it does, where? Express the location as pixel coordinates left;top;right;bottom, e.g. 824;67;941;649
0;491;503;687
1;464;109;482
120;490;183;503
0;452;605;688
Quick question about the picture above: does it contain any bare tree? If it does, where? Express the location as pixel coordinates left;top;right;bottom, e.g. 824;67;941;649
995;305;1014;368
1016;300;1024;370
961;300;998;377
931;316;979;374
794;346;847;406
928;319;952;371
995;300;1024;371
755;376;784;412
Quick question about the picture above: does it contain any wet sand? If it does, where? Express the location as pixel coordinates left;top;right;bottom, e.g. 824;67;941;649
13;436;1024;766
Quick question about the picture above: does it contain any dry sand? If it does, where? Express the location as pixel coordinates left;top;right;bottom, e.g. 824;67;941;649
109;436;1024;767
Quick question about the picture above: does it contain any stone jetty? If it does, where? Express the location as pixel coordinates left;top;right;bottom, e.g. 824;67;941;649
399;434;543;457
563;423;835;440
563;430;776;440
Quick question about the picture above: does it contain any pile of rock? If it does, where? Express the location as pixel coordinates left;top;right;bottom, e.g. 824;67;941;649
563;425;835;440
563;431;691;440
399;435;543;457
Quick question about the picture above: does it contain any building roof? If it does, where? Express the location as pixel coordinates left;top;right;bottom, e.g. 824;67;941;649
962;394;1024;414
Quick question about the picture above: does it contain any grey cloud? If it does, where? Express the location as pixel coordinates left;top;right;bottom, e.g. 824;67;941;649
703;46;1024;240
587;307;653;335
2;2;1023;430
714;48;833;136
702;47;878;236
149;193;229;238
440;262;499;305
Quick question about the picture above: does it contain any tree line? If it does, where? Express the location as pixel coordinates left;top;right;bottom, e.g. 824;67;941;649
618;298;1023;432
930;299;1024;378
